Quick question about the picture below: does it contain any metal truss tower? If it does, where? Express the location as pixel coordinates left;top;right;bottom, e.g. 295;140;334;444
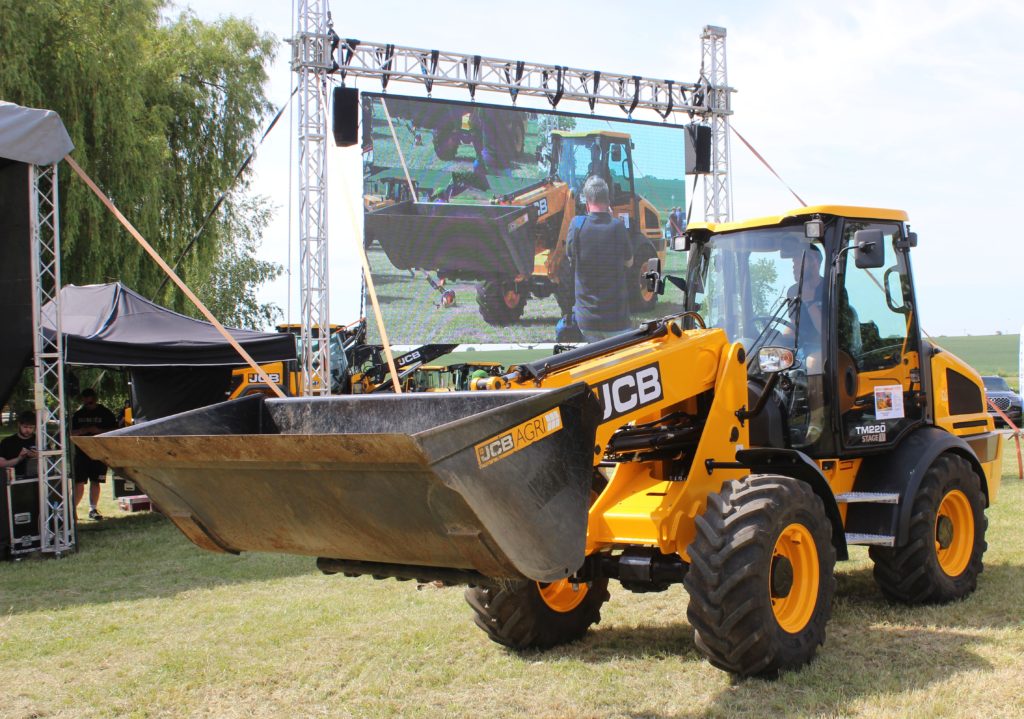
291;0;334;395
701;25;733;223
29;163;73;555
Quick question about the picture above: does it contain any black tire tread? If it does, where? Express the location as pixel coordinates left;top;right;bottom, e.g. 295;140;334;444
464;578;610;650
869;453;987;604
476;281;526;326
684;475;837;677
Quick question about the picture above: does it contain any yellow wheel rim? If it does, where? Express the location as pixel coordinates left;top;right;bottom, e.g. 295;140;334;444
502;289;521;309
770;523;820;634
935;489;974;577
538;579;589;613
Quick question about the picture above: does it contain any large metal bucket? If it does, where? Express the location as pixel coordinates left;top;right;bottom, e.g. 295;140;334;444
365;201;536;279
76;384;600;582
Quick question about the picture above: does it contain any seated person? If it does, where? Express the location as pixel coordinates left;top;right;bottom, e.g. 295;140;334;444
786;244;824;369
781;244;825;447
0;411;39;477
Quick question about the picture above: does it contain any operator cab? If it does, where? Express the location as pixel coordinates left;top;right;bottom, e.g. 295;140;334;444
684;207;925;457
551;131;635;211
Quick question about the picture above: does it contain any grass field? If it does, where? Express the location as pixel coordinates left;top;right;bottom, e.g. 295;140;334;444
364;241;688;346
930;334;1019;389
2;453;1024;718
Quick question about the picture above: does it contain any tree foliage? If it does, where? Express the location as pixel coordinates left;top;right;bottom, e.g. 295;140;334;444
0;0;281;328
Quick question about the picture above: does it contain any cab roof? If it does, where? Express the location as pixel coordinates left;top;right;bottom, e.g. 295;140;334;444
551;130;631;140
687;205;908;234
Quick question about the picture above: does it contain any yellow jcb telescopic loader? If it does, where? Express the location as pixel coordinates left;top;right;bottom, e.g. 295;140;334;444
79;206;1001;677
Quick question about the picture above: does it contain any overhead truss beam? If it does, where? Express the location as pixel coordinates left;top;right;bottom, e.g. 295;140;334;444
334;39;732;124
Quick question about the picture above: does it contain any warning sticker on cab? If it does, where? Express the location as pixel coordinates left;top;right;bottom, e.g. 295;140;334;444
475;408;563;468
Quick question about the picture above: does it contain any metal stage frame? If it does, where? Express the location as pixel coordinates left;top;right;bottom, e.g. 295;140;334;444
289;11;733;395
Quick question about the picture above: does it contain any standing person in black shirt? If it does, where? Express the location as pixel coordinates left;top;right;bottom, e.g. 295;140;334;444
70;388;117;520
565;176;634;343
0;411;38;476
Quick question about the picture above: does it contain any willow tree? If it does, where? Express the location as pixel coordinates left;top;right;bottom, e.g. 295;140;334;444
0;0;281;328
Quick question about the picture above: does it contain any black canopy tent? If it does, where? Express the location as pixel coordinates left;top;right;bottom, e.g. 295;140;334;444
39;283;296;419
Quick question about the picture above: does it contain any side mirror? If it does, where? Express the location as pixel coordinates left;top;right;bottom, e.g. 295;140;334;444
644;258;662;293
610;144;623;163
758;346;795;374
853;229;885;269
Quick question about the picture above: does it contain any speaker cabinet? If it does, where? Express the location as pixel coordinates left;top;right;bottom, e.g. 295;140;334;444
686;124;713;175
2;475;41;558
332;86;360;147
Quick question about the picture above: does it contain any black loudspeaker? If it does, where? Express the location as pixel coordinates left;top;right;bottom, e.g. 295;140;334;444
332;86;360;147
2;476;41;558
687;124;713;175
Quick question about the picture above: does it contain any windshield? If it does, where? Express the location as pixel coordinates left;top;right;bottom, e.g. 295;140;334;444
555;136;601;195
983;376;1011;392
691;226;825;361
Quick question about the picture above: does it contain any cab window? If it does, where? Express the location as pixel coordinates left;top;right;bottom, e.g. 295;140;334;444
837;222;921;448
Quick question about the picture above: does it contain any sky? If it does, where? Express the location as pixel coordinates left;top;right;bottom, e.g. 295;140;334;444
178;0;1024;338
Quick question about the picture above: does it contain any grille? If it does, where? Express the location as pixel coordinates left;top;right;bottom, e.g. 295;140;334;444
990;396;1012;411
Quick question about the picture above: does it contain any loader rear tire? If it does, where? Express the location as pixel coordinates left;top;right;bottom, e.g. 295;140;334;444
684;475;836;677
869;453;986;604
465;576;610;650
477;280;527;325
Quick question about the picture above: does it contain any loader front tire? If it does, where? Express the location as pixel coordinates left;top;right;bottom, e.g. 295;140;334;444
477;280;527;325
684;475;836;677
869;453;986;604
465;576;610;650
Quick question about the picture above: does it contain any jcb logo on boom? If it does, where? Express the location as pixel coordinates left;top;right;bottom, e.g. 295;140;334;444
397;350;421;367
596;363;663;422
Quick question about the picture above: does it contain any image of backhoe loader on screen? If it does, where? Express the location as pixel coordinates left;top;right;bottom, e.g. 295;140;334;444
79;206;1002;677
364;130;667;325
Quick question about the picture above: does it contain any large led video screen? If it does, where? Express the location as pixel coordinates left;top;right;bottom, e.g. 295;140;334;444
361;93;690;345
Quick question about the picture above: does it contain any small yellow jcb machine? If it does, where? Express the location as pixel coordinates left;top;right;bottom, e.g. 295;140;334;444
80;206;1001;677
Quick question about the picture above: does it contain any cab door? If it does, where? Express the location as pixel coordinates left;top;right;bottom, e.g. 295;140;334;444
834;222;923;451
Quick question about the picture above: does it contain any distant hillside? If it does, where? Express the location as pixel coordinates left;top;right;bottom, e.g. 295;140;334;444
436;333;1021;389
930;334;1019;388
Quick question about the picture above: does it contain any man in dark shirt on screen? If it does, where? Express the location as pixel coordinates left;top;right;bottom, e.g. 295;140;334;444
565;176;634;343
70;388;117;520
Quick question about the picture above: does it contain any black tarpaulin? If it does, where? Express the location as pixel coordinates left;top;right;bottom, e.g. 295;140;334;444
128;366;235;421
41;283;295;367
0;161;33;407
